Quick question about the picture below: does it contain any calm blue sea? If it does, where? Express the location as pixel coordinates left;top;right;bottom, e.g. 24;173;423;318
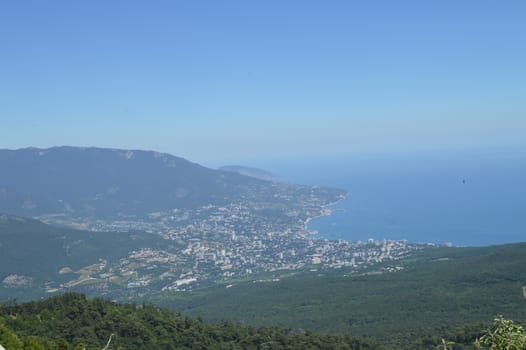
262;148;526;246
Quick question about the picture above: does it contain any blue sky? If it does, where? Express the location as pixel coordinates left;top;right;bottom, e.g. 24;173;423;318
1;0;525;164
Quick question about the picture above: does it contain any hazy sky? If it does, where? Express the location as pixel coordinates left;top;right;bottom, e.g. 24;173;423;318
1;1;525;164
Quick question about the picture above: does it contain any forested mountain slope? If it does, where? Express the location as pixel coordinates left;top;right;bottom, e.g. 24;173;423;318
0;147;344;220
155;243;526;348
0;214;165;300
0;293;378;350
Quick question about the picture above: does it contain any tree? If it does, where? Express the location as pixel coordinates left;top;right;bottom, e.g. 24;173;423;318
56;339;69;350
0;321;23;350
475;316;526;350
22;336;49;350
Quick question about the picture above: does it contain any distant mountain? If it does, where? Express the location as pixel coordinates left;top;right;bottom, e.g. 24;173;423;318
0;146;255;218
219;165;277;181
0;147;342;219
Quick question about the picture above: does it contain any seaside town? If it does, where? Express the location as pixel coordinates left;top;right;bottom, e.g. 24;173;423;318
36;195;428;298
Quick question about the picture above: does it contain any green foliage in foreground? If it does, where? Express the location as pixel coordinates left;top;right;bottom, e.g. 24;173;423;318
0;293;378;350
1;295;525;350
475;316;526;350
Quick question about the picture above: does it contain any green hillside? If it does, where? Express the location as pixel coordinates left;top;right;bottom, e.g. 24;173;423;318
0;293;378;350
154;243;526;348
0;147;344;219
0;214;166;300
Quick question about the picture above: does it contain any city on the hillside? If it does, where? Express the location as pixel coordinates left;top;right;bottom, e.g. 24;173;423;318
33;195;430;298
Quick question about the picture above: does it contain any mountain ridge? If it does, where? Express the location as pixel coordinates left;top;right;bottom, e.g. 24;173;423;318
0;146;344;221
219;165;277;181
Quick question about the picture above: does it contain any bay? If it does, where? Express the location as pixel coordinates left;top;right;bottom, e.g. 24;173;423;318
262;148;526;246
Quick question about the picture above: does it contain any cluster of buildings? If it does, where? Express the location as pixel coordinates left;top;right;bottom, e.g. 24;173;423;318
55;199;425;297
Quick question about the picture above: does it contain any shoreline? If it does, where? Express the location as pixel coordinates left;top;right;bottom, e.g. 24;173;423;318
304;192;350;236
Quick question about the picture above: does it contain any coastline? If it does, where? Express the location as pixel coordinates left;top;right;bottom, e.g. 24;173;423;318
304;192;350;236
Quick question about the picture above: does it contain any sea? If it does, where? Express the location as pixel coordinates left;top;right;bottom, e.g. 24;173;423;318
261;148;526;247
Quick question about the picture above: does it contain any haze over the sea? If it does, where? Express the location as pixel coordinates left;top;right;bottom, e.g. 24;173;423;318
261;148;526;247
